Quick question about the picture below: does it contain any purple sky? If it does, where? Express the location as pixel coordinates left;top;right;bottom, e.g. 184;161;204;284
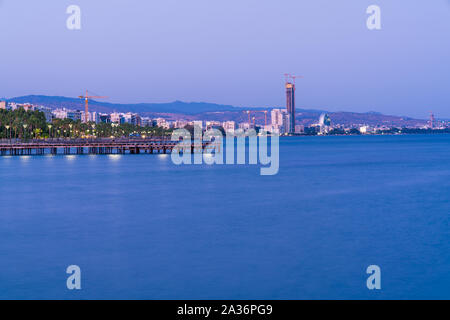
0;0;449;118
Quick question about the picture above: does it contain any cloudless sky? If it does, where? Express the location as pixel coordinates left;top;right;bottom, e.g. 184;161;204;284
0;0;449;118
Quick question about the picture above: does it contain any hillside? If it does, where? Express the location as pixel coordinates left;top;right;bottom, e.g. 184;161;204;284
6;95;427;127
7;95;241;115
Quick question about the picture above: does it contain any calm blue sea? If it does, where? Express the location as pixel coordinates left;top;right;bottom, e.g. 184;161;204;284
0;134;449;300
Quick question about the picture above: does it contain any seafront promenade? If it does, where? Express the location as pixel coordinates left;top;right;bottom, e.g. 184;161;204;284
0;138;208;156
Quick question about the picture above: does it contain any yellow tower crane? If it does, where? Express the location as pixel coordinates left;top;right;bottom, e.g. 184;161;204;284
78;90;108;123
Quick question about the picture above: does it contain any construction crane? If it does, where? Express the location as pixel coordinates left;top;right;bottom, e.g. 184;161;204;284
78;90;108;123
284;73;303;85
245;110;269;127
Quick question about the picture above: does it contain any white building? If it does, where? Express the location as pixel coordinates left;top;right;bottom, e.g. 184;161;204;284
21;104;35;112
270;109;293;134
206;121;222;130
123;113;141;126
156;118;171;129
0;101;8;110
359;126;372;134
222;121;236;133
271;109;284;126
91;112;99;123
191;121;203;130
52;108;82;121
282;113;292;134
174;120;188;129
53;109;68;120
239;122;251;130
263;124;280;134
8;103;21;111
110;112;123;124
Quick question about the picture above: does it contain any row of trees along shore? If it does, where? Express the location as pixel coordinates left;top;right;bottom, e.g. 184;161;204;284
0;108;173;140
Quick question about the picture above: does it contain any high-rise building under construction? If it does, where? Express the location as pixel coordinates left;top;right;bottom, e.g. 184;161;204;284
285;82;295;133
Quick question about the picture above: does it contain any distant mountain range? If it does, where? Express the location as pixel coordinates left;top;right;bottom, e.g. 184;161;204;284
6;95;427;127
7;95;240;115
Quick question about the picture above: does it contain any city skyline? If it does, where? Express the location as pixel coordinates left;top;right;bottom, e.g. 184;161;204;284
3;91;449;126
0;1;449;118
3;92;449;123
3;93;448;135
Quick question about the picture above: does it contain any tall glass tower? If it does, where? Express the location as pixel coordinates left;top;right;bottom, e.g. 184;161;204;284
286;82;295;134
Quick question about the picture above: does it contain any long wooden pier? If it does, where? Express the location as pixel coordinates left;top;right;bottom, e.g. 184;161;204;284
0;139;219;156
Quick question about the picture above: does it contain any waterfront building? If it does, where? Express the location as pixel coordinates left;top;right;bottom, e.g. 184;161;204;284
222;121;236;133
52;108;67;120
135;114;142;127
67;110;82;121
282;112;292;134
110;112;124;124
141;117;153;127
162;121;172;129
156;118;171;129
206;121;222;130
52;108;82;121
8;102;20;111
286;82;296;134
271;108;293;134
359;126;373;134
239;122;251;130
174;120;188;129
0;101;7;110
263;124;281;134
123;112;140;126
20;104;35;112
123;113;134;125
295;125;304;134
271;109;284;126
319;114;332;134
98;113;111;123
191;121;203;130
81;111;98;123
7;103;35;111
156;118;166;127
91;112;99;123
